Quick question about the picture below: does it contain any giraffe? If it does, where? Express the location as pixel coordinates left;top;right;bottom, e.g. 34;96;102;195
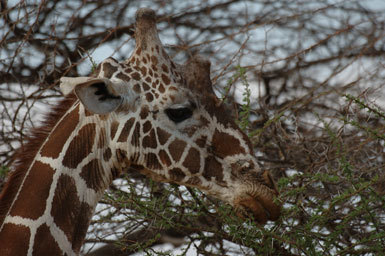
0;8;281;255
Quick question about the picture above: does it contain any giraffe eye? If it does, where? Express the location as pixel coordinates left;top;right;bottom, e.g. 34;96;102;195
165;107;193;123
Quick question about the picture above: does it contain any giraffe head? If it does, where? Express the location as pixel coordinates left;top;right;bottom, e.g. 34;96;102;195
60;8;280;223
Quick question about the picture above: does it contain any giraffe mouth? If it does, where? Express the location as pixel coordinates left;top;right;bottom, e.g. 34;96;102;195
233;171;281;224
234;191;281;224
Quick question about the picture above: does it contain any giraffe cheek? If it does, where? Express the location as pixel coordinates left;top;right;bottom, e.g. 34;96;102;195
182;148;201;174
142;129;157;149
159;150;172;167
168;139;186;162
145;152;162;170
202;156;225;186
211;130;245;156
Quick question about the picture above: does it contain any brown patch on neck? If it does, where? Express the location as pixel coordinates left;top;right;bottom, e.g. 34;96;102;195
0;95;77;226
9;161;55;220
0;223;30;255
80;159;106;191
33;224;63;255
40;105;80;158
97;127;106;149
62;123;96;169
50;174;93;252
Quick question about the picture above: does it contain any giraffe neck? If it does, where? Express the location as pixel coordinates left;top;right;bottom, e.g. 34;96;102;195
0;97;119;255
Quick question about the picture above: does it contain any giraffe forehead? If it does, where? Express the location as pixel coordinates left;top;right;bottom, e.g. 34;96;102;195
104;64;186;109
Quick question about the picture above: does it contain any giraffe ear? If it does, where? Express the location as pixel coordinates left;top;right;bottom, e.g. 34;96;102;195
60;77;123;114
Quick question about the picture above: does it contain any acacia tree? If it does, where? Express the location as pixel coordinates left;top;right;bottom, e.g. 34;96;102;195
1;0;385;255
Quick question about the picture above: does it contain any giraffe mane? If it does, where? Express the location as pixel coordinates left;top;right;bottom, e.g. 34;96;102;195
0;94;77;225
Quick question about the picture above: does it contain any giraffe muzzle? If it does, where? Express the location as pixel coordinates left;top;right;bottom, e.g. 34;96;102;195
233;170;281;224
